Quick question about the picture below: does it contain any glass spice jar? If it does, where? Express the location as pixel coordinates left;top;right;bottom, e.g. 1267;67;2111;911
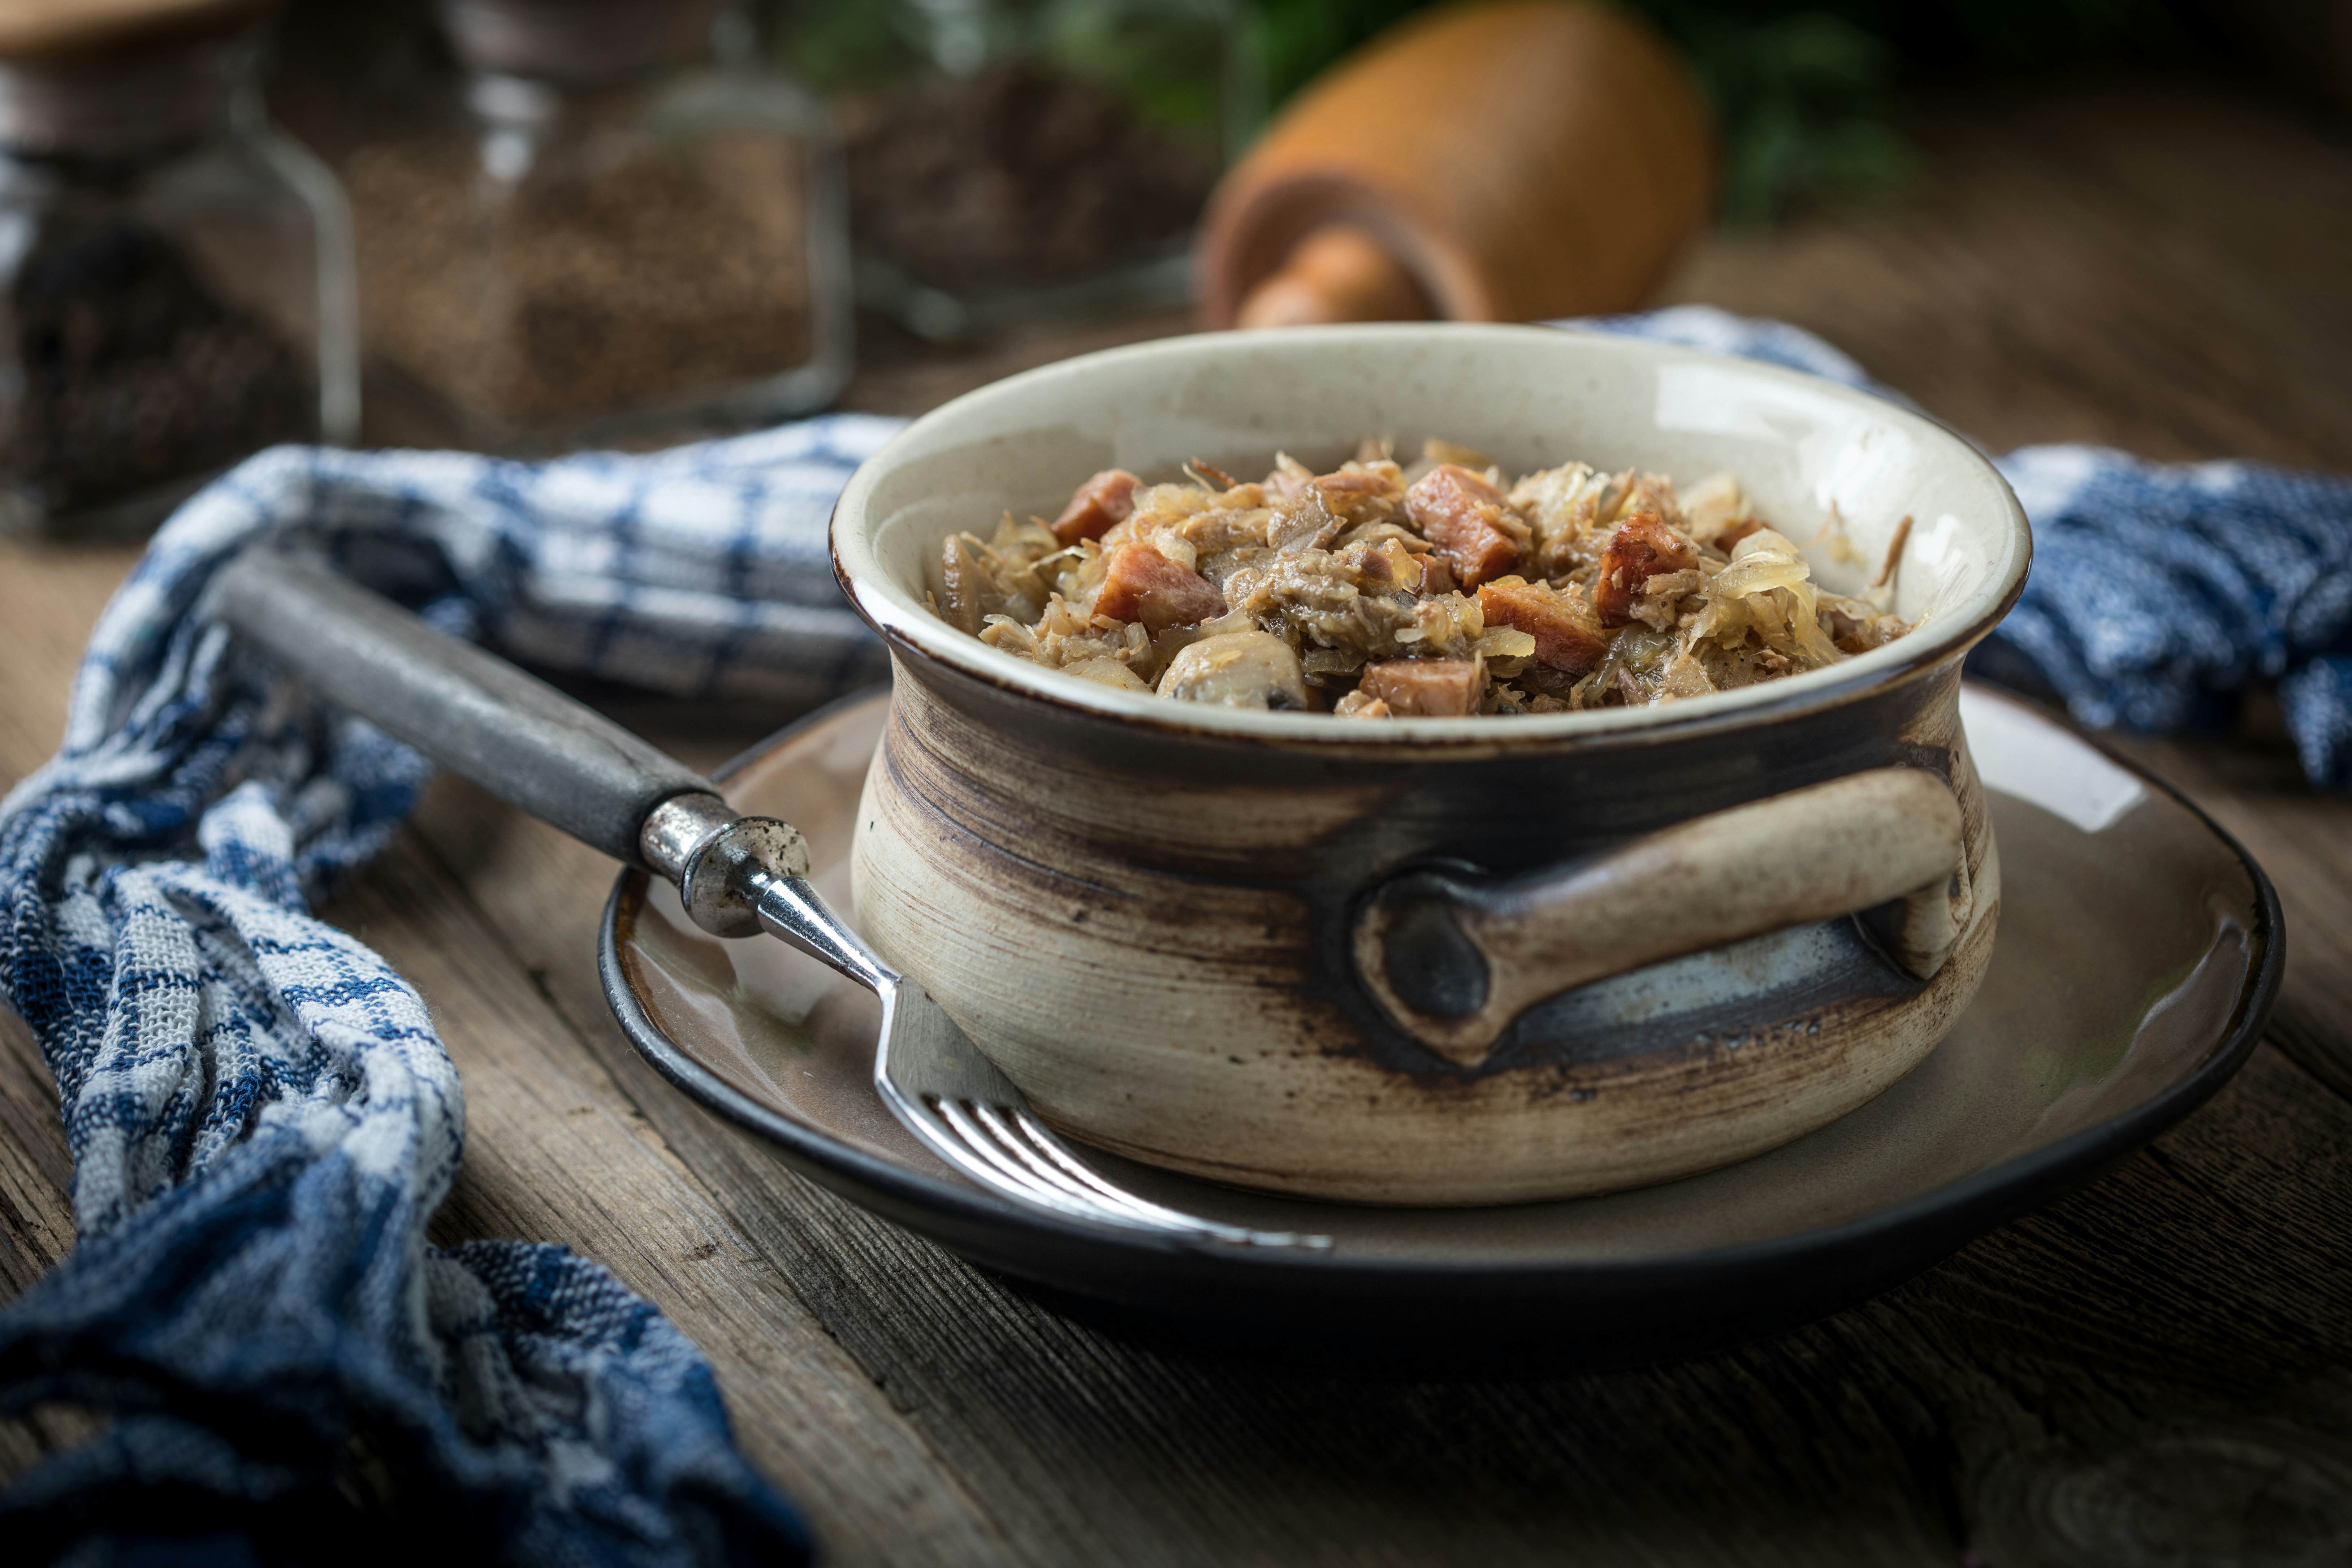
346;0;851;449
787;0;1251;341
0;8;359;539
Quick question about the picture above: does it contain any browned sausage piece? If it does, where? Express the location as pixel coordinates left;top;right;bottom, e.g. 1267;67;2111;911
1049;468;1141;547
1592;510;1699;627
1359;657;1485;717
1404;464;1524;589
1094;542;1227;630
1477;576;1609;675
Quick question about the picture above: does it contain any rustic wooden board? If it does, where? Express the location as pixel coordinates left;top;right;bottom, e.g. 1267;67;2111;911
408;773;2352;1568
4;81;2351;1565
1666;86;2352;470
0;504;1006;1568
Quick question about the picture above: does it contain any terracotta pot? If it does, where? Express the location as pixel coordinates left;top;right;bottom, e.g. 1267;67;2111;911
831;325;2031;1205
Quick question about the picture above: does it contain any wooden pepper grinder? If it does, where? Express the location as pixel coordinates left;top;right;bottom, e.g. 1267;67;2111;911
1199;0;1714;329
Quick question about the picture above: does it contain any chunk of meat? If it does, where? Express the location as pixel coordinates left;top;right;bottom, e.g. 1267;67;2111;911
1049;469;1141;547
1094;541;1226;630
1404;464;1525;589
1359;657;1485;717
1162;631;1307;709
1592;510;1700;628
1476;576;1609;675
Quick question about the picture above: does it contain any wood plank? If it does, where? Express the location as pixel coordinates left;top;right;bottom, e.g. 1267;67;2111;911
0;538;122;1306
1;75;2349;1567
1673;80;2352;1083
0;541;142;785
841;308;1195;419
2112;719;2352;1103
1663;86;2352;469
412;81;2352;1564
415;770;2352;1567
321;831;1016;1567
0;543;1018;1558
0;1010;72;1301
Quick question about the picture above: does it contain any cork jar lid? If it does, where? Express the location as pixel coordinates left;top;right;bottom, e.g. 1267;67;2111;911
0;0;278;62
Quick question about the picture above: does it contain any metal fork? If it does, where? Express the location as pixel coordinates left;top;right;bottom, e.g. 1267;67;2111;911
213;550;1329;1252
746;870;1327;1248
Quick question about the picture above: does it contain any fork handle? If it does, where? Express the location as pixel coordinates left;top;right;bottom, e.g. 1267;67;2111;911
210;549;720;868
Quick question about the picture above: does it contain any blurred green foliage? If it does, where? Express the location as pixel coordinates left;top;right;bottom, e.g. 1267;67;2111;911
1641;5;1913;222
776;0;2231;222
1248;0;2222;221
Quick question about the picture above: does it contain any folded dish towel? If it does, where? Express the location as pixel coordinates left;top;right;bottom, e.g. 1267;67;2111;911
2;311;2346;1562
0;423;898;1563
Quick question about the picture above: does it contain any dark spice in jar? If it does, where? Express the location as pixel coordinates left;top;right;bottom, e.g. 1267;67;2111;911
347;126;814;437
844;61;1214;292
1;219;313;524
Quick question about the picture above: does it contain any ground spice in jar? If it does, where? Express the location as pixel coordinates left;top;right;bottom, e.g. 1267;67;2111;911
0;217;314;525
346;123;815;438
843;61;1214;292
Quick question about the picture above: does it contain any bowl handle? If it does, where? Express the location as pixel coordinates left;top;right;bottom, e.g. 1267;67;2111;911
1352;768;1970;1067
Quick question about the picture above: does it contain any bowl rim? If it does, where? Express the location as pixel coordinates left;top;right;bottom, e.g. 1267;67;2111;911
830;323;2033;748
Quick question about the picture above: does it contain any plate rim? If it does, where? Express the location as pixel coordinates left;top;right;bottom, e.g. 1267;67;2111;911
597;681;2283;1284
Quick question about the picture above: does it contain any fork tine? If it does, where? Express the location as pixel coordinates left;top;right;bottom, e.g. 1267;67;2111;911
950;1099;1154;1219
996;1106;1260;1230
969;1102;1202;1232
987;1103;1334;1251
946;1099;1225;1242
918;1094;1331;1249
926;1090;1214;1241
862;965;1332;1248
930;1097;1141;1227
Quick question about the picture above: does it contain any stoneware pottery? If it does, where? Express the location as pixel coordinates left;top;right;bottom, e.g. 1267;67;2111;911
825;324;2031;1204
601;684;2278;1366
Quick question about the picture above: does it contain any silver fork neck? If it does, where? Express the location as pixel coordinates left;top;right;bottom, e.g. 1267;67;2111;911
638;791;898;992
756;875;899;995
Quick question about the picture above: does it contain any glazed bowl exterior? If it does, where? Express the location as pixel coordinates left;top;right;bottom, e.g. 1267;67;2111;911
831;324;2031;1205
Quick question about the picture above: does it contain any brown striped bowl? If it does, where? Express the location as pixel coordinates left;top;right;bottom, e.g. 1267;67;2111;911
830;324;2032;1205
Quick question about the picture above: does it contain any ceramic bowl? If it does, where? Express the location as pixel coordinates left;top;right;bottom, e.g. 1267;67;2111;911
830;324;2032;1205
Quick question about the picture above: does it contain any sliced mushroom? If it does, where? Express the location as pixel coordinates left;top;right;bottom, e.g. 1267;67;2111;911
1160;631;1309;710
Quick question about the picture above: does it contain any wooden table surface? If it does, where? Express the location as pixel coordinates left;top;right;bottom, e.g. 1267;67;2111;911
7;81;2352;1564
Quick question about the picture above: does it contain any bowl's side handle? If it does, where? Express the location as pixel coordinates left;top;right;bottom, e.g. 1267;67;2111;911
1353;768;1969;1068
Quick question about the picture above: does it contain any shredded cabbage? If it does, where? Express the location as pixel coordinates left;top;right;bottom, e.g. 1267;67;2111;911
1704;530;1845;668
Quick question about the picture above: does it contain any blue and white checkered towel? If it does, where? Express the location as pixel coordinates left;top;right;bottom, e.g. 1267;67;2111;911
1;312;2347;1562
0;421;898;1563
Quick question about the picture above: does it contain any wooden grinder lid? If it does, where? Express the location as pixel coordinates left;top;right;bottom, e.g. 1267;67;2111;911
1199;0;1715;328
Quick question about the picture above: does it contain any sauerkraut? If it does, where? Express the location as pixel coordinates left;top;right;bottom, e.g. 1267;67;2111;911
926;441;1912;716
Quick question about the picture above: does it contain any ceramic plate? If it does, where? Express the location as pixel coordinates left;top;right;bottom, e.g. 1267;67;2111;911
601;683;2279;1367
